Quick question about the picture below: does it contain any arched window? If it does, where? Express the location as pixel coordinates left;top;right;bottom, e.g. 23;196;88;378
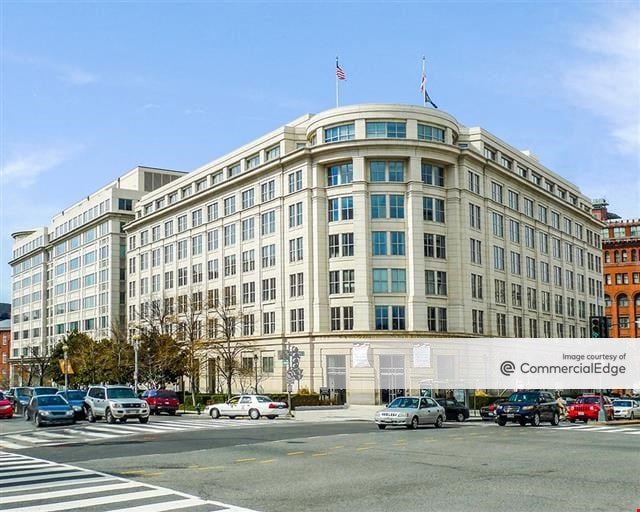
614;250;620;262
631;249;637;262
604;251;611;263
622;250;628;262
635;294;640;307
617;294;629;308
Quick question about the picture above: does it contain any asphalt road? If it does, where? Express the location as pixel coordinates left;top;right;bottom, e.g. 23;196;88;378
2;417;639;512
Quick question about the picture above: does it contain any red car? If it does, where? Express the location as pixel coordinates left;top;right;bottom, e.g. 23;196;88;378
0;391;13;419
141;389;179;415
567;395;613;423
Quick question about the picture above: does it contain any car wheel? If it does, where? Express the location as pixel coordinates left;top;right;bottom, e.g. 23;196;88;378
583;418;589;424
497;417;507;427
139;416;149;424
456;412;465;422
34;414;43;428
105;409;116;424
228;416;236;420
267;415;276;420
550;412;560;426
518;419;527;427
86;407;97;423
169;410;176;416
531;413;541;427
408;416;419;429
210;408;220;419
435;415;444;428
377;424;387;430
569;419;576;423
120;418;127;423
249;408;261;420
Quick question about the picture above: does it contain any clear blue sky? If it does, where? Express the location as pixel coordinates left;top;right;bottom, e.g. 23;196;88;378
1;1;639;302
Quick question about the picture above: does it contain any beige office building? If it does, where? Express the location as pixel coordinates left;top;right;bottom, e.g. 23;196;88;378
125;105;604;404
9;167;184;384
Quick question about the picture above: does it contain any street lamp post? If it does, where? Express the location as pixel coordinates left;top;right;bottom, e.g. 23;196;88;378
19;355;24;386
62;342;69;394
254;354;259;393
133;334;141;394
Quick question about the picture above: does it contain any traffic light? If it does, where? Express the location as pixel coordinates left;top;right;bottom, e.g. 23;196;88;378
589;316;609;338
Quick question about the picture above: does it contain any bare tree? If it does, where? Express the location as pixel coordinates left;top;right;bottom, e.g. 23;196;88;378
28;343;59;386
204;297;252;401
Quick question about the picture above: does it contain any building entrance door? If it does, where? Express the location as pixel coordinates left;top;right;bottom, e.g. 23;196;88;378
379;354;405;404
326;355;347;404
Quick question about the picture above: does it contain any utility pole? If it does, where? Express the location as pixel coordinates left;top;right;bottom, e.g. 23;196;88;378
133;334;141;394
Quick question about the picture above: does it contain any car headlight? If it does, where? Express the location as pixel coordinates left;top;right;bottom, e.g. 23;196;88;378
65;410;74;415
522;406;534;411
73;405;82;411
41;410;51;415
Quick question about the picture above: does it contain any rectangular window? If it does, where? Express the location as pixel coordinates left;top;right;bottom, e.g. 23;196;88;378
261;180;275;202
491;182;503;203
468;171;480;194
241;249;255;272
224;224;236;246
261;244;276;268
494;279;506;304
493;246;505;271
421;163;445;186
470;239;482;264
241;189;255;209
425;270;447;295
423;197;445;222
471;274;483;299
417;124;445;142
366;121;406;138
508;190;519;211
261;211;276;235
424;233;446;258
390;231;405;256
469;203;481;229
327;163;353;186
472;310;484;334
427;307;448;332
372;231;387;255
324;123;355;143
288;202;303;228
288;169;303;193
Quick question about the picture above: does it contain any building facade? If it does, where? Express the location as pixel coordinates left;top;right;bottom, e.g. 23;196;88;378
125;104;604;404
0;319;11;389
9;166;184;385
599;215;640;338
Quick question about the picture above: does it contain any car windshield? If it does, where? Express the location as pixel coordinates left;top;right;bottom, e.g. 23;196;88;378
576;397;600;404
507;393;539;403
33;387;58;395
157;390;178;398
63;391;86;401
388;397;419;409
38;396;67;407
613;400;631;407
107;388;136;399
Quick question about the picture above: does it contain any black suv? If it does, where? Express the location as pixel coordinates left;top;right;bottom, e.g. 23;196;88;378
496;391;560;427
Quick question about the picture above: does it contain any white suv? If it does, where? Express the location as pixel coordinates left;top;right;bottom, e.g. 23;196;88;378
84;385;150;424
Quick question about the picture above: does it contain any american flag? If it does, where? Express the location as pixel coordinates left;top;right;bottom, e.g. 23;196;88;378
336;60;346;80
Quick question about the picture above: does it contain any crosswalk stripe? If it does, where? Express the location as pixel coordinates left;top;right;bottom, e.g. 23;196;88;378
0;462;53;473
0;481;143;505
1;488;175;512
105;497;206;512
0;466;78;479
0;476;114;494
0;469;86;485
0;460;47;469
5;434;54;445
36;432;78;439
82;425;145;434
68;428;118;438
579;426;618;431
622;430;640;435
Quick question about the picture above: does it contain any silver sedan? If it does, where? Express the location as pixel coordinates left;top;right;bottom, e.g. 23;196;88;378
374;396;445;430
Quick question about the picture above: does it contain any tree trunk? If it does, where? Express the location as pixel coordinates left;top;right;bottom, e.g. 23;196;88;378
226;372;233;401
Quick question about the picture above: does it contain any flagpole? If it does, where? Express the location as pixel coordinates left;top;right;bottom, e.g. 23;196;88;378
336;56;339;108
422;56;426;107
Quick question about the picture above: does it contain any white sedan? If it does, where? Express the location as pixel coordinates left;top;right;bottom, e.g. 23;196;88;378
204;394;288;420
612;399;639;420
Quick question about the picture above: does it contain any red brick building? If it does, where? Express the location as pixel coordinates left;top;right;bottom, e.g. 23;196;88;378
0;320;11;389
593;201;640;338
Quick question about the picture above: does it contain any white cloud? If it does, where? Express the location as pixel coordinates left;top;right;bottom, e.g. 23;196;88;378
63;69;99;86
0;144;83;188
564;10;640;152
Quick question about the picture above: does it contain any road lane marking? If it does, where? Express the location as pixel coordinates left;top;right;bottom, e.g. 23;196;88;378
331;445;345;449
235;457;257;463
196;465;225;471
356;447;371;451
311;453;328;457
260;459;276;464
287;451;304;456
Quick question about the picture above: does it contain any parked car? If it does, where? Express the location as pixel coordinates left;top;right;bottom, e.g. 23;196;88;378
30;386;59;396
480;399;507;421
25;395;75;427
436;398;470;422
374;396;445;430
0;391;13;419
141;389;180;415
204;394;288;420
611;399;639;420
57;390;87;419
6;386;31;415
567;394;613;423
84;385;150;424
495;391;561;427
